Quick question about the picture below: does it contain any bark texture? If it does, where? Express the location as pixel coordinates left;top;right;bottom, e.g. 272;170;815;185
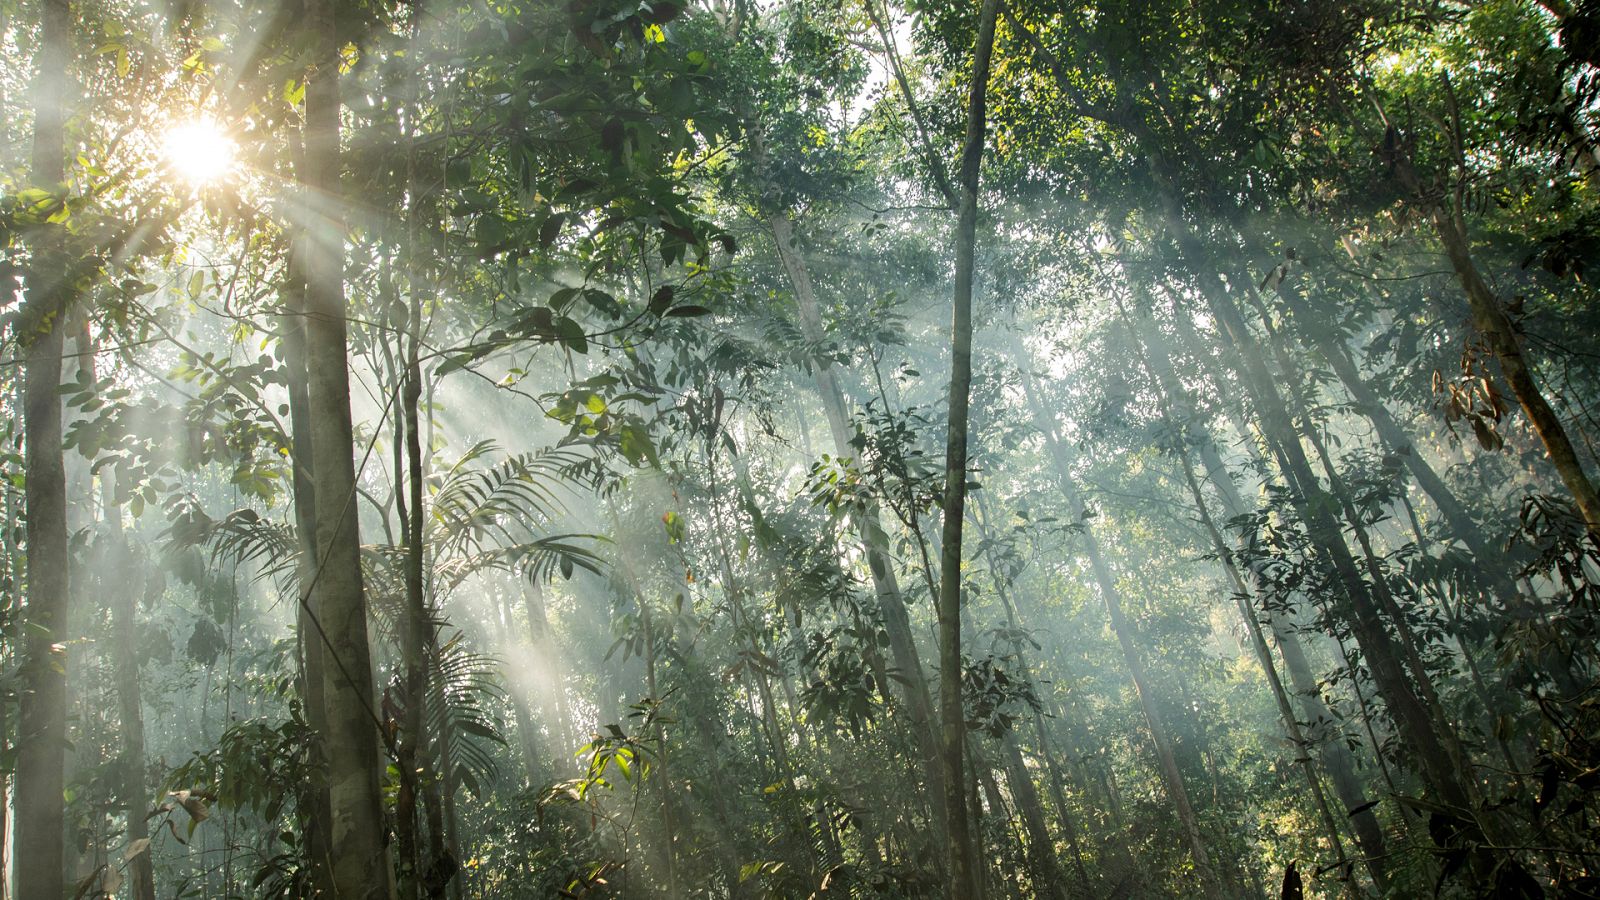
299;1;394;894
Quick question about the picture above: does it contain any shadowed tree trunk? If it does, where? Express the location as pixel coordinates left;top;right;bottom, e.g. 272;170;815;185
1164;211;1512;851
282;225;337;899
1271;280;1507;580
1151;282;1403;876
15;1;71;895
999;735;1071;900
394;323;429;899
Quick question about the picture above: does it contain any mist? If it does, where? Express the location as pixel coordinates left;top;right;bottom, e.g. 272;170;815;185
1;1;1598;899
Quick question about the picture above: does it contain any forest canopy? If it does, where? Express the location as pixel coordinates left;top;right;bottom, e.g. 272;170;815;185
2;0;1600;898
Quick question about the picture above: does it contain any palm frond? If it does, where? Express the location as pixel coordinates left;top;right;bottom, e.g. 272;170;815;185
426;632;507;799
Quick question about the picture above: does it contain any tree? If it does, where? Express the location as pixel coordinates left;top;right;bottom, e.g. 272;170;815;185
14;2;72;895
296;0;392;893
935;2;999;895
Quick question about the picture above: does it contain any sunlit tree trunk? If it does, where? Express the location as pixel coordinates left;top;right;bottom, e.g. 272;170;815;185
496;588;541;781
15;1;71;895
935;4;1000;896
298;0;393;893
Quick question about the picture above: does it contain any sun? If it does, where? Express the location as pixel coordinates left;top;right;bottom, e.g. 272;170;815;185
161;118;237;186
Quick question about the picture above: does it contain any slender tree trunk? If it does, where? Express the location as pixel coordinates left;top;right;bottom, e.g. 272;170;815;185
0;382;16;900
394;358;424;900
1189;435;1394;889
298;1;393;893
937;5;1000;896
641;603;679;898
15;2;71;895
499;587;543;782
426;624;462;900
970;495;1093;892
1272;282;1507;576
1169;434;1354;883
1153;288;1403;874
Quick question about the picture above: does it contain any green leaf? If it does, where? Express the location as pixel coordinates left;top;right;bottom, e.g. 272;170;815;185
648;285;674;316
553;316;588;354
539;213;565;249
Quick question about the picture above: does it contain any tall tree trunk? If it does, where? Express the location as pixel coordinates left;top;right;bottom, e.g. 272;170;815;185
282;235;337;899
1018;367;1223;896
0;382;17;900
642;602;679;898
298;1;393;894
970;495;1094;892
1189;434;1394;890
1393;154;1600;538
1170;435;1354;884
936;4;1000;896
394;354;425;900
1272;281;1506;578
15;1;71;895
499;587;543;781
1243;288;1469;765
1153;286;1404;874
